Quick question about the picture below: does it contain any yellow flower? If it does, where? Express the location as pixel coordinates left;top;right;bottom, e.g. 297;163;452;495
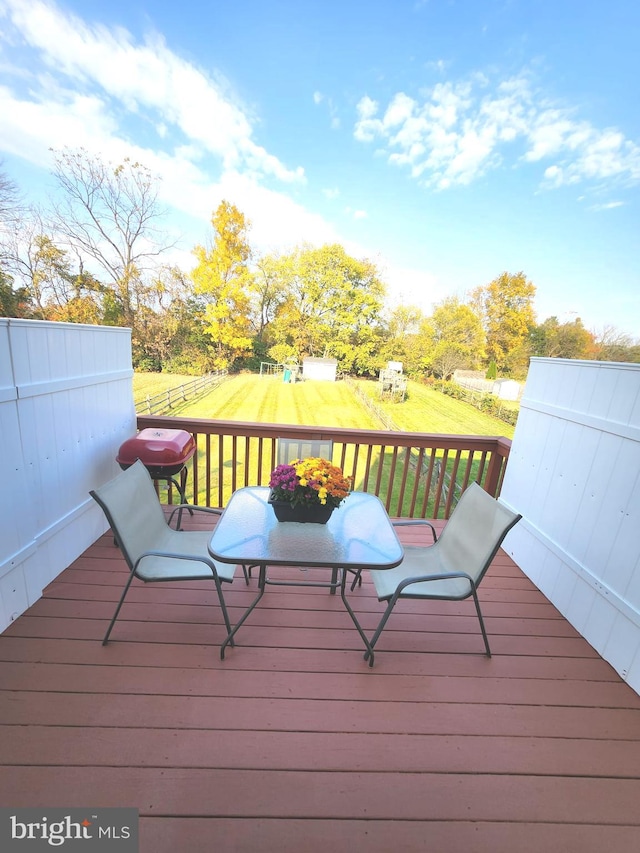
271;456;351;509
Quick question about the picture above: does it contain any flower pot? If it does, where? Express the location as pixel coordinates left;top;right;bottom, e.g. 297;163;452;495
268;493;335;524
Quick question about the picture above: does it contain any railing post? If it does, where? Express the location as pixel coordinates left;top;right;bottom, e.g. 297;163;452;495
484;438;510;497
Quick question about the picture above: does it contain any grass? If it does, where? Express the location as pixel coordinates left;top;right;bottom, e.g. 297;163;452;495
355;378;516;438
161;373;383;429
133;372;195;406
133;372;515;435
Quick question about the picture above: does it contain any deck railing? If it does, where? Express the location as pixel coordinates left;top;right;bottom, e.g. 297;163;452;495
136;415;512;519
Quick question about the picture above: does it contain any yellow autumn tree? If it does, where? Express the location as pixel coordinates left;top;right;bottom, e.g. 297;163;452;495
190;201;254;369
470;271;536;376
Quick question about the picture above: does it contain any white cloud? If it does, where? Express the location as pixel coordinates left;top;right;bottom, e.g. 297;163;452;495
354;70;640;192
354;95;381;141
356;95;378;120
0;0;304;183
589;200;625;212
0;0;335;265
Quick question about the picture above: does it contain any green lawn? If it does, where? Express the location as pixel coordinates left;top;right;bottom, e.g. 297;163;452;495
355;378;515;438
133;372;195;407
165;373;383;429
133;372;515;436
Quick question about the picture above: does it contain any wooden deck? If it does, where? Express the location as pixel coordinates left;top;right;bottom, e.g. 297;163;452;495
1;512;639;852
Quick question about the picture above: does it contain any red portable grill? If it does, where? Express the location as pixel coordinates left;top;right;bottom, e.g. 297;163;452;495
116;428;196;506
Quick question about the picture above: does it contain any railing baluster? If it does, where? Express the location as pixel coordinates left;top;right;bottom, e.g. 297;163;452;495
217;435;225;508
420;449;437;518
362;445;374;491
375;446;387;508
444;449;463;516
461;450;474;494
394;447;412;517
432;449;449;517
203;433;210;506
408;447;424;518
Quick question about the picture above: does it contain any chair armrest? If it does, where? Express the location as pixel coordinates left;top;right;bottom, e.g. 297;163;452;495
135;548;237;585
395;570;476;596
167;504;222;527
392;519;437;542
134;549;219;576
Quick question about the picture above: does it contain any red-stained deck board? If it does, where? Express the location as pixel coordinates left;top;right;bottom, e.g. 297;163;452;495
138;818;640;853
1;661;636;708
5;727;640;779
1;510;639;853
3;766;640;823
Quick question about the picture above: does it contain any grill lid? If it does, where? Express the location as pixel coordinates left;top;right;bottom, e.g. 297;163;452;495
116;428;196;469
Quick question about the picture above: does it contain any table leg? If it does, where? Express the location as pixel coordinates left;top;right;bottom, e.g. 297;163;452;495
339;569;375;667
330;567;338;594
220;564;266;660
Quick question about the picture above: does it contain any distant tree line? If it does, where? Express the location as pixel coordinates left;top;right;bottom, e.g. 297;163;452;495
1;151;638;379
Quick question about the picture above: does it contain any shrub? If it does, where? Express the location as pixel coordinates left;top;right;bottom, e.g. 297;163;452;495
486;361;497;380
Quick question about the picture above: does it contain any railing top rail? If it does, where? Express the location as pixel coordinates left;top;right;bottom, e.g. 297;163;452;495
137;414;511;451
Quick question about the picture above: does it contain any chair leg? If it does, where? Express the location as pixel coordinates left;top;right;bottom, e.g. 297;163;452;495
349;569;363;591
103;569;137;645
364;597;397;664
214;577;234;650
365;589;491;662
471;588;492;657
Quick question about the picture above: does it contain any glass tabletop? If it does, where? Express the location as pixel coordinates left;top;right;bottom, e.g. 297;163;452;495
208;486;404;570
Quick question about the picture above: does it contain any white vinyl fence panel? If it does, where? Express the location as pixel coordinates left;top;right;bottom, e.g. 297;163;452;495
0;319;135;631
500;358;640;695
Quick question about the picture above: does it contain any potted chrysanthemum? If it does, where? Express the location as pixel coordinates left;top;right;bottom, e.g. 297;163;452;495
268;457;351;523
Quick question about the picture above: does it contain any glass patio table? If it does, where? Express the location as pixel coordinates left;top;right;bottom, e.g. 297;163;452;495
208;486;404;665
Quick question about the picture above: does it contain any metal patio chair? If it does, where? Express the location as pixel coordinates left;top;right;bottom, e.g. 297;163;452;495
90;459;240;648
277;437;334;465
363;482;521;662
349;518;437;591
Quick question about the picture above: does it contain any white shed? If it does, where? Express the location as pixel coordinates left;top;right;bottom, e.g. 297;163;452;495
302;357;338;382
492;378;520;400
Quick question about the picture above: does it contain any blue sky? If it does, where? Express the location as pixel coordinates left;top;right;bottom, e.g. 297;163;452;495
0;0;638;337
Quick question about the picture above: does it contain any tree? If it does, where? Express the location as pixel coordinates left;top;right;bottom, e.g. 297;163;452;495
530;316;595;360
378;304;427;376
136;265;211;373
0;268;31;317
3;209;105;321
190;201;254;369
0;163;27;310
0;161;22;233
251;253;289;341
420;297;486;379
470;271;536;376
592;326;640;363
50;148;171;328
267;243;386;373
